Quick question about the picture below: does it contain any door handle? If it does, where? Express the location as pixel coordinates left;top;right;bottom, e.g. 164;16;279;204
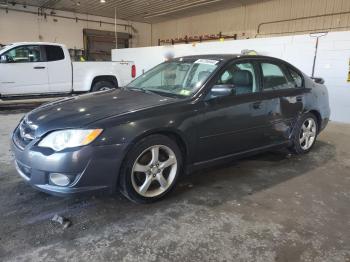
252;101;262;109
33;66;45;69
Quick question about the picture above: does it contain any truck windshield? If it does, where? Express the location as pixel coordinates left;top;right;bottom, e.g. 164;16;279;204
126;59;219;98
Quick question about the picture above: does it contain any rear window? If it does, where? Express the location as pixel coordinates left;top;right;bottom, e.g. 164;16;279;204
261;63;295;90
45;45;64;61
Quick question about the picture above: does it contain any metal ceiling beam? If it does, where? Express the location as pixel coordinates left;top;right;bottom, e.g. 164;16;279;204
143;0;225;19
8;0;240;22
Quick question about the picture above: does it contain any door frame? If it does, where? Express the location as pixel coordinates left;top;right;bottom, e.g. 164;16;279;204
255;58;308;142
194;58;270;162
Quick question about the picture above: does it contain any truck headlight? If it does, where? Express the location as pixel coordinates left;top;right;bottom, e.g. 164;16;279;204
38;129;103;151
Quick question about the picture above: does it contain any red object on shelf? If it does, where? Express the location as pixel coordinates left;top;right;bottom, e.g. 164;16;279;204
158;32;238;46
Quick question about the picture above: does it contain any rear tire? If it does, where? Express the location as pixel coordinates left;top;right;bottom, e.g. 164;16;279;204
119;135;182;204
91;81;116;92
289;113;318;154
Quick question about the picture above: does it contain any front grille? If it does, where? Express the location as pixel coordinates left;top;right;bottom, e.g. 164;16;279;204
13;120;35;150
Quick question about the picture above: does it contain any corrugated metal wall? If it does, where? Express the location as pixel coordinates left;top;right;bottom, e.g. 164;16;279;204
152;0;350;44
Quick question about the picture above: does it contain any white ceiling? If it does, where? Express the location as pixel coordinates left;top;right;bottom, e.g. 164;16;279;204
2;0;248;23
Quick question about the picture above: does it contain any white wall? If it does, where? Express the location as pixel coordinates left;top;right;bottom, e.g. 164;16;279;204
0;5;152;49
113;31;350;123
316;32;350;123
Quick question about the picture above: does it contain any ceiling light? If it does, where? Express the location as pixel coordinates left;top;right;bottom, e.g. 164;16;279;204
100;0;106;3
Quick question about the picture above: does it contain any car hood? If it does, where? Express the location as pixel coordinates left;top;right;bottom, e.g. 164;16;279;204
25;89;177;137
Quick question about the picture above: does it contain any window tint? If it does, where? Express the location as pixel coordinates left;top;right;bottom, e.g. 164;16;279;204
261;63;294;90
216;62;257;95
45;45;64;61
288;68;303;88
3;45;42;63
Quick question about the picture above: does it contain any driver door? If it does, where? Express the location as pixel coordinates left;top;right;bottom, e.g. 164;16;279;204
0;45;49;96
195;60;270;162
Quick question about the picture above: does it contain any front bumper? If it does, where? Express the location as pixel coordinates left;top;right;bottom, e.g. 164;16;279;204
11;133;127;197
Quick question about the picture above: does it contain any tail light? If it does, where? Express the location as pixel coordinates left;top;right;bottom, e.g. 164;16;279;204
131;65;136;78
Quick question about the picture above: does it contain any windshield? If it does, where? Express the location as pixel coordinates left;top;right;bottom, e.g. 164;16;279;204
0;44;12;53
126;58;220;98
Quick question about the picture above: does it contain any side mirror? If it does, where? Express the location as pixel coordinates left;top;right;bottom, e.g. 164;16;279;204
0;55;8;63
208;84;235;99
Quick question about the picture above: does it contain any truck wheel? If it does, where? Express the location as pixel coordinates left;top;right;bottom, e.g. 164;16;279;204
91;81;116;92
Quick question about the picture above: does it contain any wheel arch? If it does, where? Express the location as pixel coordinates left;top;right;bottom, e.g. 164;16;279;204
307;109;322;133
117;128;189;186
90;75;119;91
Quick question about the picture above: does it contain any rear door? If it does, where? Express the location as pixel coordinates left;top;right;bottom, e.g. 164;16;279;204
257;59;306;144
0;45;49;96
45;45;72;93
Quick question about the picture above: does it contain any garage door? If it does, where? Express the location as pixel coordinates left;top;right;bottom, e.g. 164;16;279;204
83;29;131;61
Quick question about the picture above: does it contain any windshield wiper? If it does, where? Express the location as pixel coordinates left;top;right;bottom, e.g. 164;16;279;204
126;87;185;99
127;87;161;96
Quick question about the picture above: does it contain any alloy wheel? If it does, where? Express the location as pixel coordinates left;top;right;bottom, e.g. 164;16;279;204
299;118;317;150
131;145;178;197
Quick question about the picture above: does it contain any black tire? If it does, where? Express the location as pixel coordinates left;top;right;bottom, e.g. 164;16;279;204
91;81;116;92
119;134;183;204
289;112;318;155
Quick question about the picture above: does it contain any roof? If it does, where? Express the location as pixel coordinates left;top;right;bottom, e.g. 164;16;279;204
176;54;240;61
6;42;66;47
174;54;285;62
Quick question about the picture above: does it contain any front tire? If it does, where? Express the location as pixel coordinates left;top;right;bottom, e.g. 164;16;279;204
119;135;182;204
290;113;318;154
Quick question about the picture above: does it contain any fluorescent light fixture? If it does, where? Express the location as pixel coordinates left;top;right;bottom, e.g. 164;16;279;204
100;0;106;3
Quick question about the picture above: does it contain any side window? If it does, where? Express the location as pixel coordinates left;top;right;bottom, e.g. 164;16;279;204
216;62;257;95
45;45;65;61
261;63;295;91
288;68;303;88
3;45;42;63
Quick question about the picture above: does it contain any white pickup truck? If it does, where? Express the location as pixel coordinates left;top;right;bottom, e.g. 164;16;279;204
0;42;136;99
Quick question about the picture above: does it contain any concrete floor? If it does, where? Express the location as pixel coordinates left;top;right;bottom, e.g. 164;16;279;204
0;110;349;262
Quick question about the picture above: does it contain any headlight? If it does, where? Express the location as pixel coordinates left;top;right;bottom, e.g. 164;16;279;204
38;129;103;151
